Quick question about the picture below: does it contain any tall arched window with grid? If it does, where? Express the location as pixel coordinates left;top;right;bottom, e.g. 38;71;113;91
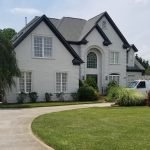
87;52;97;68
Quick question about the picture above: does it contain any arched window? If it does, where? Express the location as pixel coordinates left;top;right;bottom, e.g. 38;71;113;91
87;52;97;68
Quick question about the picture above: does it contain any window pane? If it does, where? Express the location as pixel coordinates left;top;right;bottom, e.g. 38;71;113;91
44;37;52;57
56;73;67;93
110;52;114;64
137;81;146;88
110;52;119;64
87;52;97;68
19;72;25;92
56;73;61;92
34;36;42;57
26;72;31;92
62;73;67;92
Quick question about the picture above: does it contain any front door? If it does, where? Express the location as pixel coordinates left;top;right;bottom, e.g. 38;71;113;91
86;74;98;85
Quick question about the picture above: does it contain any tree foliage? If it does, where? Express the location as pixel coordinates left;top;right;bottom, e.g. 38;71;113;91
0;28;20;102
135;54;150;75
0;28;16;41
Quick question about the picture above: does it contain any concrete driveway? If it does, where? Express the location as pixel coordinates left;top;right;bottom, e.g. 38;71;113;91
0;103;112;150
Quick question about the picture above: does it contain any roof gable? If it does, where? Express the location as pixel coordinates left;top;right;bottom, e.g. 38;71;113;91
101;12;130;48
13;15;83;65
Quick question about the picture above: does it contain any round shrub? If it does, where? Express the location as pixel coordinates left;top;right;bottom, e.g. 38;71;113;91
17;92;27;104
78;85;99;101
29;92;38;103
45;93;52;102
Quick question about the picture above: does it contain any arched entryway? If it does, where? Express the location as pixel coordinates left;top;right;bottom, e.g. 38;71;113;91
85;47;103;91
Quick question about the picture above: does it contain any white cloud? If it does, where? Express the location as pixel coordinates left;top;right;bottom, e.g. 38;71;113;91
134;0;148;4
10;8;43;15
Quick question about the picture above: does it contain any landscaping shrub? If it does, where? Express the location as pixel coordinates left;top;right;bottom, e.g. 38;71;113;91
85;77;98;91
106;80;119;94
29;92;38;103
56;92;64;101
17;92;27;104
107;86;145;106
78;85;99;101
71;93;78;101
147;91;150;106
79;80;84;87
45;93;52;102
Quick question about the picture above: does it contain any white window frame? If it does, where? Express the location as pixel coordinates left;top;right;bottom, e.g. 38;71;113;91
19;72;32;93
110;52;119;64
87;52;97;68
32;35;52;58
109;74;120;85
56;72;68;93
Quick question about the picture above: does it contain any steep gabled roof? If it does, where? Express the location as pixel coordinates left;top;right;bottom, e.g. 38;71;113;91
12;15;84;65
79;12;105;40
80;11;130;48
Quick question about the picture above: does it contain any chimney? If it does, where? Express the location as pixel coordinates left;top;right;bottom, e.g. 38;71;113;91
25;17;27;26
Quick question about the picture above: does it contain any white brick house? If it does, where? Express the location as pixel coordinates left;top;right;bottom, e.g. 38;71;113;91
6;11;145;103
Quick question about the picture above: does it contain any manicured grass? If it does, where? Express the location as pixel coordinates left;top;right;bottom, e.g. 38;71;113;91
0;101;101;109
32;107;150;150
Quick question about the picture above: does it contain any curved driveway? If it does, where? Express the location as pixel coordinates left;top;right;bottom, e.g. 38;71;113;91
0;103;112;150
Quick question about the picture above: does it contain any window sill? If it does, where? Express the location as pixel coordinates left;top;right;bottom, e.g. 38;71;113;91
109;63;120;65
32;57;55;60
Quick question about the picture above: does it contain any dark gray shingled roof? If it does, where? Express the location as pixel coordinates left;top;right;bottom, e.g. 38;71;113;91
12;12;105;44
127;59;145;72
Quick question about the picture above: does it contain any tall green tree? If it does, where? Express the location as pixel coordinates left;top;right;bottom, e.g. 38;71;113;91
1;28;16;41
0;28;20;103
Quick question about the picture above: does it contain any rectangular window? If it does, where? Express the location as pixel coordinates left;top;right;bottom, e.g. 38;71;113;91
109;74;120;84
110;52;119;64
33;35;52;58
56;72;67;93
19;72;32;93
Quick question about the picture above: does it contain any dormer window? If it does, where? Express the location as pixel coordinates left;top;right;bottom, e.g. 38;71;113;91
33;35;52;58
102;21;107;29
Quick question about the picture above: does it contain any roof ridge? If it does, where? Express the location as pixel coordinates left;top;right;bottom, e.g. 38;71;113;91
88;11;105;21
62;16;86;21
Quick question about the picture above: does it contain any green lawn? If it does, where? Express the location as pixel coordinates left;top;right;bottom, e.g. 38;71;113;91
0;101;100;109
32;107;150;150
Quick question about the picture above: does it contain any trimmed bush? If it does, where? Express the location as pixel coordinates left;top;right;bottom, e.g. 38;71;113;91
71;93;78;101
17;92;27;104
56;92;64;101
29;92;38;103
85;77;98;91
45;93;53;102
107;87;145;106
78;85;99;101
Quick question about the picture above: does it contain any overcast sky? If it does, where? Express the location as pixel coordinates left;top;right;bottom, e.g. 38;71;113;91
0;0;149;61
